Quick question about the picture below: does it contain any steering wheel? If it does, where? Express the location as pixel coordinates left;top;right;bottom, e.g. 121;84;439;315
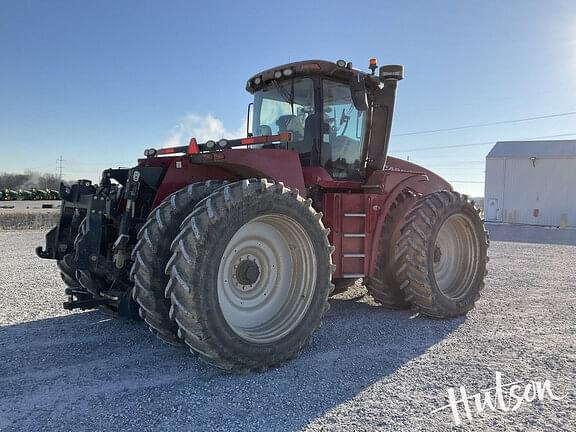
339;109;351;136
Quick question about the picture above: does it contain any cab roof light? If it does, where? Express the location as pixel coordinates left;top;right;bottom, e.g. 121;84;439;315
194;132;293;153
369;57;378;75
144;148;157;158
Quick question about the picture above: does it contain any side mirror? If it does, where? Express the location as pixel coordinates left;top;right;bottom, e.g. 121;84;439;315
350;73;368;111
246;102;254;137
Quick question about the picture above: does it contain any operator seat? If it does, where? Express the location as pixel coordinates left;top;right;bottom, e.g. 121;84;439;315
276;115;304;141
300;114;330;166
254;125;272;136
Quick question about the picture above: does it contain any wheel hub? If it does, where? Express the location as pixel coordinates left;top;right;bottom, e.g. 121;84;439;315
433;213;481;299
433;245;442;263
235;258;260;286
217;214;317;343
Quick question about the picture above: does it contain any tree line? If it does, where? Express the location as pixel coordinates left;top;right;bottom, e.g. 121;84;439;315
0;171;61;191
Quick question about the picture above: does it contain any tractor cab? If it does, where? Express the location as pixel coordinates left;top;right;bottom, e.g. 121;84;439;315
247;59;403;180
137;59;404;192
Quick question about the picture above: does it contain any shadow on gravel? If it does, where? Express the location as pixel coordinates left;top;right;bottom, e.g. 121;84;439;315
0;296;463;431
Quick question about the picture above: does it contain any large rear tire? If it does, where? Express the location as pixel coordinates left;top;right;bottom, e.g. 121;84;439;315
166;179;334;371
395;191;488;318
131;180;227;345
365;191;417;308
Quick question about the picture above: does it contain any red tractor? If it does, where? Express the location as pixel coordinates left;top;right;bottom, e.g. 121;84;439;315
37;59;488;372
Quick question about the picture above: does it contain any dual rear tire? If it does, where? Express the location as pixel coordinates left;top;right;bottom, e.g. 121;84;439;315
131;179;334;371
367;190;488;317
395;190;489;317
365;191;417;308
130;180;227;344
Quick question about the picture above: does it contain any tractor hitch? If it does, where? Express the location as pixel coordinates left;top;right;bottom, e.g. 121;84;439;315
63;287;111;310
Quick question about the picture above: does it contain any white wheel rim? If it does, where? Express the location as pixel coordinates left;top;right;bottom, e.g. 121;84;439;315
433;213;480;299
217;214;317;343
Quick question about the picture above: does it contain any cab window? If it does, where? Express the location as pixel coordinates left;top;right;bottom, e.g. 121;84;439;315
252;78;316;159
321;79;366;179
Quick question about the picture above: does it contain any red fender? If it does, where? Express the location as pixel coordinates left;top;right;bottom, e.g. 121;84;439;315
145;149;307;208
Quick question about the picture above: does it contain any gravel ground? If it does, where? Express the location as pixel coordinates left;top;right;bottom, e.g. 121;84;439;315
0;231;574;431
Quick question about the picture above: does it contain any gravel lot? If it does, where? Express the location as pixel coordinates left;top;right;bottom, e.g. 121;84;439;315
0;231;574;431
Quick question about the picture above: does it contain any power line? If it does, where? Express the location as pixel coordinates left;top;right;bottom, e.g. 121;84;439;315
19;163;55;171
423;160;484;167
392;140;494;152
392;111;576;137
67;160;134;167
398;86;565;116
390;131;576;153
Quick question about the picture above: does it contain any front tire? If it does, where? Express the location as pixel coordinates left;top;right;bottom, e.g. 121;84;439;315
131;181;227;345
395;191;488;318
166;179;334;371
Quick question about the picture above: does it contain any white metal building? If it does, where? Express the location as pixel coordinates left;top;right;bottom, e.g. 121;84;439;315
484;140;576;227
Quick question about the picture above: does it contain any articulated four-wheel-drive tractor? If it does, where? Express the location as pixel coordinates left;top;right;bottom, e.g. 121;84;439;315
37;59;488;372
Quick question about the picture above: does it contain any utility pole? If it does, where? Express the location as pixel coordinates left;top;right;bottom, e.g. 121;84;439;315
57;156;65;182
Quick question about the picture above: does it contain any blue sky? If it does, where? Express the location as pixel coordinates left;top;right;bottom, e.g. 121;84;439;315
1;0;575;196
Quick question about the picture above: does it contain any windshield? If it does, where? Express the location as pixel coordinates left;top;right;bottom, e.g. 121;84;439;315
321;79;366;179
251;77;366;178
252;78;316;158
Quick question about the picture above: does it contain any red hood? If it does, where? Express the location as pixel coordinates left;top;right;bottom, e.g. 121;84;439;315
385;156;452;191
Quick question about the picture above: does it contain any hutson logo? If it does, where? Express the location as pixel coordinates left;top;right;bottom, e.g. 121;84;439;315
431;372;567;426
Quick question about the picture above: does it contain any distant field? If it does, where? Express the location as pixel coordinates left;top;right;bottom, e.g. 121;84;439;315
0;201;59;230
0;200;59;212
